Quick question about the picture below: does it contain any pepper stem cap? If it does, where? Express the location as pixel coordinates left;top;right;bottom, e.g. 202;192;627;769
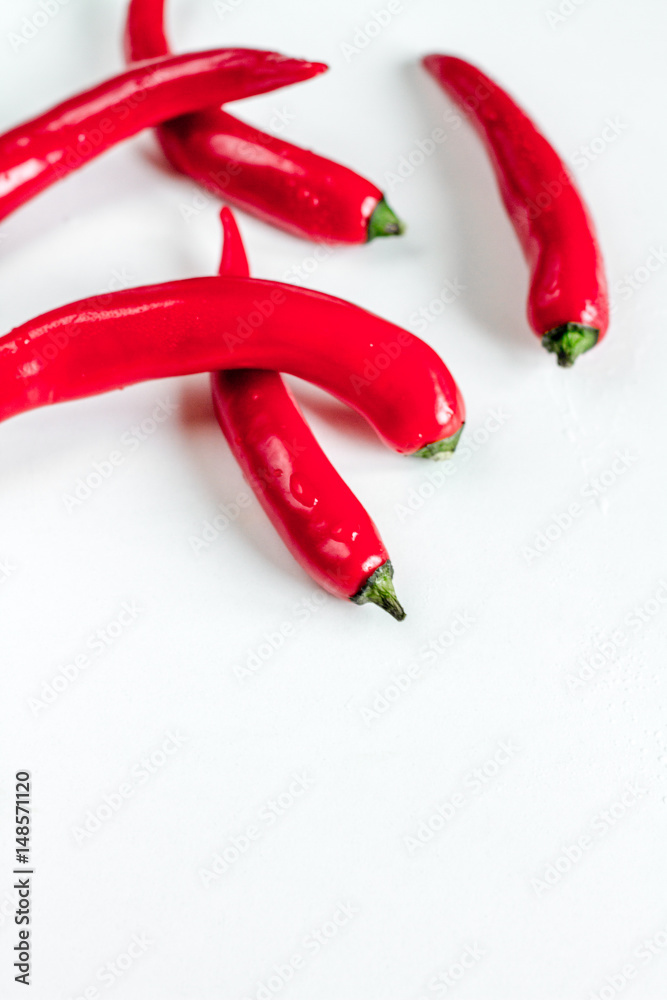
367;198;406;240
542;323;599;367
351;561;406;621
413;424;464;460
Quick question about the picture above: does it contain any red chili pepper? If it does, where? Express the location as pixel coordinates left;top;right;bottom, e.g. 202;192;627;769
0;276;464;457
211;209;405;619
0;50;325;224
423;55;609;366
124;0;404;242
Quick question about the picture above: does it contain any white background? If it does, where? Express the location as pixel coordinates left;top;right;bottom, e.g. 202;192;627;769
1;0;666;997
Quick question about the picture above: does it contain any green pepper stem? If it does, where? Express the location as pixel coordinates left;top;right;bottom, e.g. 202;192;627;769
367;198;405;240
413;424;464;460
351;561;406;621
541;323;599;367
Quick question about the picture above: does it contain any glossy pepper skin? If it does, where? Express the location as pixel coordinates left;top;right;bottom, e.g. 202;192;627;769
0;276;465;456
0;49;325;224
124;0;404;242
211;209;405;619
423;55;609;366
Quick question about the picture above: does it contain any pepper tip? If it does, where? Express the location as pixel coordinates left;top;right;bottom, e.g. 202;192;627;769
308;61;329;78
351;561;406;621
421;54;448;79
541;323;599;367
413;424;464;460
367;198;406;241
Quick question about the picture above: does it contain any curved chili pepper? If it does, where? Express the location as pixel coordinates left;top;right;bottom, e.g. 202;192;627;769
124;0;404;242
0;277;464;457
211;209;405;619
423;55;609;366
0;49;325;224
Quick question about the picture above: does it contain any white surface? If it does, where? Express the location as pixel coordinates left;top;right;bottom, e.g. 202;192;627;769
1;1;666;997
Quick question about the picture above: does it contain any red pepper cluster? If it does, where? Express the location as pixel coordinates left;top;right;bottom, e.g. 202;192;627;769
0;0;609;619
